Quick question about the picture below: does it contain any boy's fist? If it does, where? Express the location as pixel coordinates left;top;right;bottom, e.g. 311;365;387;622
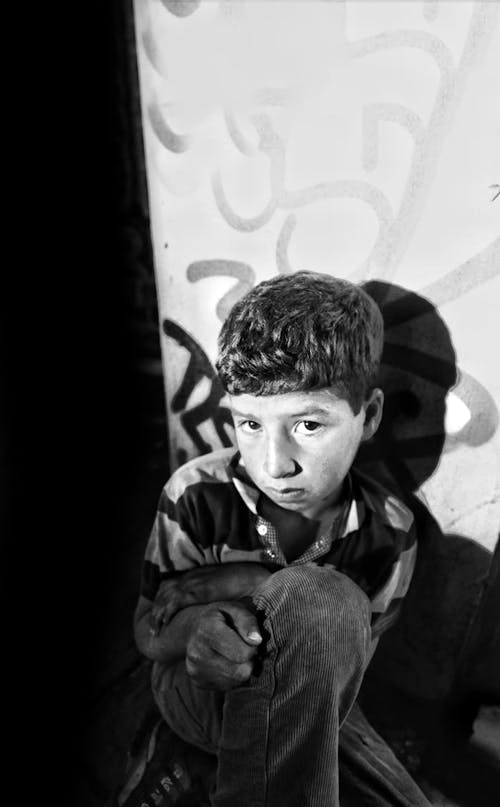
185;601;263;691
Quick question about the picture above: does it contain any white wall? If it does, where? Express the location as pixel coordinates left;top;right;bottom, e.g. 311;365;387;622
133;0;500;555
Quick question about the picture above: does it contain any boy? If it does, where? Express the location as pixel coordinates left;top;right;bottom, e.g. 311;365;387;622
134;272;431;806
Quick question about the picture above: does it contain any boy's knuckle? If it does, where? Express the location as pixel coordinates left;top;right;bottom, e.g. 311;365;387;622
234;663;251;682
185;657;197;677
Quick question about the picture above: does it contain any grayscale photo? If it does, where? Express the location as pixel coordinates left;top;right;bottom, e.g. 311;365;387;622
13;2;496;806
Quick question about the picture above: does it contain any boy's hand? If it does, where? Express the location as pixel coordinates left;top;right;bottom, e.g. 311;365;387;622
185;601;263;691
150;578;187;636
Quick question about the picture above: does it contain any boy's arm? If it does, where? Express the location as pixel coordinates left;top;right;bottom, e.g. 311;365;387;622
134;594;263;690
148;561;273;636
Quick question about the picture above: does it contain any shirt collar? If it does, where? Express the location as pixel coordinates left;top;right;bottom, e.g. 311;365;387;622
229;451;260;514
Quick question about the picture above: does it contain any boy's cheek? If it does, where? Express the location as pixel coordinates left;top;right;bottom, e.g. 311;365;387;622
237;442;259;467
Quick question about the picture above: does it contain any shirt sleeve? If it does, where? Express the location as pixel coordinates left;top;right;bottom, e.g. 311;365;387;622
332;483;419;640
139;476;209;601
369;519;417;638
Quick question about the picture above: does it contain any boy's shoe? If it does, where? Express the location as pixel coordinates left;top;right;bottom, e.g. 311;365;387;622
111;708;215;807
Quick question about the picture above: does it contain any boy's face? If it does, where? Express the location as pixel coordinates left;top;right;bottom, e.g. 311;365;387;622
230;387;383;520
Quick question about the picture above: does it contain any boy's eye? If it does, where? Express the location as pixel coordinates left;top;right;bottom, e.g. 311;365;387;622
295;420;322;434
239;420;261;433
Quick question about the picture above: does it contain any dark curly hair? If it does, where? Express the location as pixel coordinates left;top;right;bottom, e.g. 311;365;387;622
216;271;384;414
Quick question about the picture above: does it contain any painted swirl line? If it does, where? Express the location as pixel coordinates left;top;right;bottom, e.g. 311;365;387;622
187;260;256;322
147;100;190;153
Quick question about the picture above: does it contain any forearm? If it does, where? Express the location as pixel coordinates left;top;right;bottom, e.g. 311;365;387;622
176;562;272;605
149;561;272;636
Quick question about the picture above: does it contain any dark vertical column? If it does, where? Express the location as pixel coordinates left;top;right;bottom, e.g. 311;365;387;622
1;2;169;804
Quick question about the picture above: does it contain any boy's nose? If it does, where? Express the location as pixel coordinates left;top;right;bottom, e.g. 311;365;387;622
263;434;298;479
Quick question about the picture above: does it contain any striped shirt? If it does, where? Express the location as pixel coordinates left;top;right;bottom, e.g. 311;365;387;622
141;448;417;638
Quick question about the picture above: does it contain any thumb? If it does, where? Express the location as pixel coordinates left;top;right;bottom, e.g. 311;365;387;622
221;602;263;646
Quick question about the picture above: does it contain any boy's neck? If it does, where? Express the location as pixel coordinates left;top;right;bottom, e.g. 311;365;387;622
257;491;345;563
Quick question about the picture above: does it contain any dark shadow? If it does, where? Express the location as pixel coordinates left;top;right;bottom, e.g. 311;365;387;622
359;279;458;493
354;281;500;805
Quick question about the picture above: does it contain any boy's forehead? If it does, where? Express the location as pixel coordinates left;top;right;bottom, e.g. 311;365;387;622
229;388;351;416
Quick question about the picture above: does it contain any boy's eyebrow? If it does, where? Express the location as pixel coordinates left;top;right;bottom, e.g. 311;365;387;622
230;406;332;419
289;408;332;418
230;407;256;419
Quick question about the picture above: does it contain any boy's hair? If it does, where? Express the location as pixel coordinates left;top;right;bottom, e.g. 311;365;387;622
216;271;384;414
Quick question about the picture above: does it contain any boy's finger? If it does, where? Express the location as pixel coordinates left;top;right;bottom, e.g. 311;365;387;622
149;609;162;635
222;604;262;646
186;656;252;690
210;630;258;663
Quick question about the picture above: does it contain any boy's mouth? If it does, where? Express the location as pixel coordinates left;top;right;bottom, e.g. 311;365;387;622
267;487;305;500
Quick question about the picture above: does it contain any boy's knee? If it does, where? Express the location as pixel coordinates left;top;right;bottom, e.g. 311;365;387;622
253;565;370;651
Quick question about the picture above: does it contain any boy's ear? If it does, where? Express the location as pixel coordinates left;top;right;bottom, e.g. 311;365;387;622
361;388;384;442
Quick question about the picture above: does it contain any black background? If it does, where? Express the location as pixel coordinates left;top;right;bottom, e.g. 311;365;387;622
2;2;146;799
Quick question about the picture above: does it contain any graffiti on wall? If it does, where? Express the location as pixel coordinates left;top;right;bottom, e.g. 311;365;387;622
134;0;500;545
163;318;233;467
139;0;498;279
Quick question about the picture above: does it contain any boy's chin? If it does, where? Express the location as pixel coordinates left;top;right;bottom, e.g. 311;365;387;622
264;489;320;518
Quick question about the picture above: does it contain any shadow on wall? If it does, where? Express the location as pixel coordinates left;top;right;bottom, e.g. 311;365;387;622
356;280;499;728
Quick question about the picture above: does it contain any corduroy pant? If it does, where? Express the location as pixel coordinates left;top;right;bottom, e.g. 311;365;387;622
152;565;431;806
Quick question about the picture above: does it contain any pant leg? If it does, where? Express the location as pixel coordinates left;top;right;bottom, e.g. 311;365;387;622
214;565;371;807
152;565;429;807
151;659;224;755
339;702;431;807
